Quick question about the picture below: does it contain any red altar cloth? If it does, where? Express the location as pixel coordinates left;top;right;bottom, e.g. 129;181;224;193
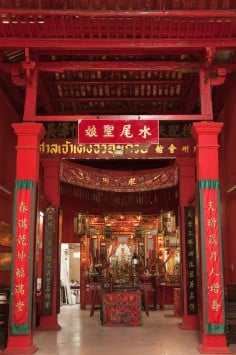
101;292;142;326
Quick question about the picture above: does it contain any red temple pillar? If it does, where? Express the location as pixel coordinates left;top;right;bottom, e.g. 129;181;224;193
4;123;45;355
177;158;200;330
37;159;61;330
192;122;230;354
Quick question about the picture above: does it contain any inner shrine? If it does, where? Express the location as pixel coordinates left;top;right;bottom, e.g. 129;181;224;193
76;211;181;323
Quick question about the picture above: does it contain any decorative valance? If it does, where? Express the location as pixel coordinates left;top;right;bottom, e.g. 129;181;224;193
59;160;178;192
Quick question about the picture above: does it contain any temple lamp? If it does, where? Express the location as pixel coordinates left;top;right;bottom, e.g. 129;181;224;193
150;228;158;236
104;226;112;239
132;252;139;265
135;226;143;243
132;253;139;283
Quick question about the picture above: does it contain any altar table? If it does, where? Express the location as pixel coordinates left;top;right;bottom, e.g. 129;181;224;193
101;291;142;326
158;283;180;310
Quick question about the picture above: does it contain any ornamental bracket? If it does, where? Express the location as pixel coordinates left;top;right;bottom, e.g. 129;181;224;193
210;68;227;86
204;47;216;68
203;47;227;86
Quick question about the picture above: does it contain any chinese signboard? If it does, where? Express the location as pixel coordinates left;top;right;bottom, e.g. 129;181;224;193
10;180;35;335
41;206;56;316
43;121;192;139
185;206;198;315
78;119;159;144
199;180;224;334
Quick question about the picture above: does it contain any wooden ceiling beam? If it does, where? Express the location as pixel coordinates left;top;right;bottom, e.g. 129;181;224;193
53;97;185;103
0;8;235;18
36;48;203;56
35;50;205;59
52;109;184;115
0;38;235;51
51;79;185;85
0;62;235;77
37;60;199;72
38;61;236;73
23;114;212;122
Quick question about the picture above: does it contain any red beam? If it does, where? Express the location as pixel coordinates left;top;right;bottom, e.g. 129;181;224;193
0;38;235;50
200;69;213;116
37;60;199;72
0;62;235;76
0;9;235;19
52;79;185;85
23;114;212;122
53;97;184;102
36;48;204;57
24;67;37;118
53;109;184;115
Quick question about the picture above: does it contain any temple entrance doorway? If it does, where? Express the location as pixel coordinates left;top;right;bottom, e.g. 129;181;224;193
60;243;80;306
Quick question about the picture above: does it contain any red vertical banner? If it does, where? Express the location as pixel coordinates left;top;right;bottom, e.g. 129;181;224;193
10;180;35;335
199;180;225;334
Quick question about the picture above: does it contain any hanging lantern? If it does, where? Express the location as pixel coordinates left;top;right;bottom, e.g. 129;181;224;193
135;226;143;240
89;225;97;237
162;211;174;235
74;213;89;237
150;228;158;236
104;226;112;239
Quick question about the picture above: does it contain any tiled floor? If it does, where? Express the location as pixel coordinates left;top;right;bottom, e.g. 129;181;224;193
2;305;236;355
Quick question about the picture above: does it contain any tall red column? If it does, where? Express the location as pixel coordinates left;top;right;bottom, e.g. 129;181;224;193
4;123;45;355
37;159;61;330
192;122;230;354
177;158;200;330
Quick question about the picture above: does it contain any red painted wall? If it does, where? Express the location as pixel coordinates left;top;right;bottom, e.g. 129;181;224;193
0;88;19;286
61;194;82;244
219;73;236;285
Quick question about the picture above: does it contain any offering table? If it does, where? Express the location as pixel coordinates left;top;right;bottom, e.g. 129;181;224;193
101;290;142;326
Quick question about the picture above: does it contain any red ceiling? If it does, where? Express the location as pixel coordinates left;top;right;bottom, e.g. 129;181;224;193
0;0;235;119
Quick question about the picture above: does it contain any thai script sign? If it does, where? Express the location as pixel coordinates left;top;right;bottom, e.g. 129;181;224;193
40;139;195;159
